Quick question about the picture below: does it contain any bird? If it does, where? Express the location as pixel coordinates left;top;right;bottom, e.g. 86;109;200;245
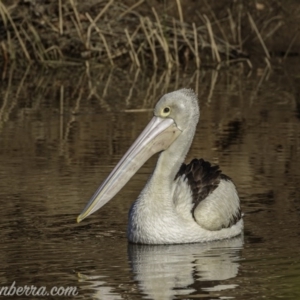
77;89;243;244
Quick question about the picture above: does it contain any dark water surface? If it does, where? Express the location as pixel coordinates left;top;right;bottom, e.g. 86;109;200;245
0;62;299;299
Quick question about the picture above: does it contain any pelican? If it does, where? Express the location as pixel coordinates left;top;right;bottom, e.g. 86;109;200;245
77;89;243;244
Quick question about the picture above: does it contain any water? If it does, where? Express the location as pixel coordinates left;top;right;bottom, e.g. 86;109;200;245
0;62;299;299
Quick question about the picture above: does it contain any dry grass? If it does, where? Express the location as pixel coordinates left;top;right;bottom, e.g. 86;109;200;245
0;0;288;69
247;12;270;60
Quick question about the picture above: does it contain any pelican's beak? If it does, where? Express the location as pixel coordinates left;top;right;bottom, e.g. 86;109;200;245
77;116;181;223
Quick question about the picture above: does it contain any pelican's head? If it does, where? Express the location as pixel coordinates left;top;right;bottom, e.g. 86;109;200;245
77;89;200;223
154;89;199;132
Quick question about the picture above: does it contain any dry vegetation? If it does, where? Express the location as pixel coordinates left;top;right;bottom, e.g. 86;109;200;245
0;0;299;70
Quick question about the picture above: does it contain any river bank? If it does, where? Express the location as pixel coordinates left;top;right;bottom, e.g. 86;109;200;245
0;0;299;69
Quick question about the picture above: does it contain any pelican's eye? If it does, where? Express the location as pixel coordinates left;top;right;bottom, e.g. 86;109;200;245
161;106;171;117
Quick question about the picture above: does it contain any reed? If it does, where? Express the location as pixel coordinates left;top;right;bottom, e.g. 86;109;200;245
172;18;179;67
176;0;184;24
247;12;270;59
69;0;84;43
86;12;114;66
152;6;172;69
94;0;114;23
284;32;299;60
0;0;286;69
0;1;30;61
125;28;140;68
119;0;144;19
203;14;221;63
192;23;200;68
58;0;63;35
140;17;158;68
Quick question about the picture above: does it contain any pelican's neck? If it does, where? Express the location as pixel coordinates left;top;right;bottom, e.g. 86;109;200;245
145;124;197;199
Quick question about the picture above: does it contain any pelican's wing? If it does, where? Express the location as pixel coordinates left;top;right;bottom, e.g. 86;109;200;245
175;159;241;230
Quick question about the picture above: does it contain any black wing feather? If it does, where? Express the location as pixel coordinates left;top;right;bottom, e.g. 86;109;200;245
175;158;241;228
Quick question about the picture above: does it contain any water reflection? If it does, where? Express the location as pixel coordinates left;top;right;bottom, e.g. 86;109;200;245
78;273;123;300
77;236;243;300
128;236;243;299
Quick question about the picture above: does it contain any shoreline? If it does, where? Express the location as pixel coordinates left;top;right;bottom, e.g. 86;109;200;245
0;0;299;69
